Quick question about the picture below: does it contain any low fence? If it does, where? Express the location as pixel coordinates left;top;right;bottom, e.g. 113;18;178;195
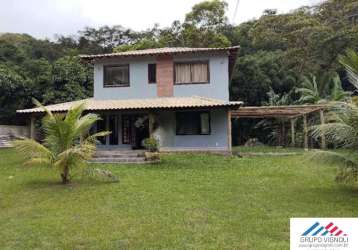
0;125;29;138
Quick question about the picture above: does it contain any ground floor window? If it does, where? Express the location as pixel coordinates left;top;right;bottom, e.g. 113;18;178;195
176;111;210;135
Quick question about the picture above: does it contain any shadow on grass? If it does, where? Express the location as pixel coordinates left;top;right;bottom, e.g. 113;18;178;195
24;177;119;190
142;157;239;171
307;185;358;199
336;185;358;196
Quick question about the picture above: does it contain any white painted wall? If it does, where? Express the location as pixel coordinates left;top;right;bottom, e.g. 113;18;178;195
154;109;229;151
93;53;229;101
94;108;229;151
94;57;157;100
173;54;229;101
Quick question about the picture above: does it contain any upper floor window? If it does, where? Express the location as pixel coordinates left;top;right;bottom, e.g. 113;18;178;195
103;64;129;87
174;61;209;85
148;64;156;83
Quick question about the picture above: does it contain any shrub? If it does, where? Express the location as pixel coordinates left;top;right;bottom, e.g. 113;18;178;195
143;137;159;152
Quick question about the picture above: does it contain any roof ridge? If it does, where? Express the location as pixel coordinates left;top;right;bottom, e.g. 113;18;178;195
79;46;240;59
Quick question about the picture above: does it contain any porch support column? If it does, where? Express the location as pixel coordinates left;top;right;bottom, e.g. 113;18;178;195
148;112;155;137
319;109;326;149
227;109;232;153
30;115;35;139
290;118;295;147
105;115;109;145
281;120;286;147
303;114;308;151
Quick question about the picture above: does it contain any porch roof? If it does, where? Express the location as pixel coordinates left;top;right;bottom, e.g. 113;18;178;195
231;105;326;119
17;96;243;114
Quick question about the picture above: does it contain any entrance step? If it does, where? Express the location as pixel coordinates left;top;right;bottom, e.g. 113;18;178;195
94;150;145;157
0;136;13;148
90;150;149;164
90;157;147;164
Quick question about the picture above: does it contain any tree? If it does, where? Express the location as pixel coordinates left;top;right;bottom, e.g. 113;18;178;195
43;56;93;104
311;102;358;184
112;0;232;50
0;63;31;123
184;0;228;30
14;101;109;184
264;89;294;106
230;51;299;105
114;38;161;52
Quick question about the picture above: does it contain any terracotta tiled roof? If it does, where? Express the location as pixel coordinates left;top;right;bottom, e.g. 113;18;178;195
80;46;240;61
17;96;242;114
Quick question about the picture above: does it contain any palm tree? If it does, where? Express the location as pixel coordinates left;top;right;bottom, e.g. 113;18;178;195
296;74;323;104
307;50;358;184
310;102;358;184
297;73;350;104
265;88;293;106
339;49;358;90
14;100;109;184
329;75;351;102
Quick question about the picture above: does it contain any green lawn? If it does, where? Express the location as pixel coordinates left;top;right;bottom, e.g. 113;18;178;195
234;145;305;154
0;149;357;249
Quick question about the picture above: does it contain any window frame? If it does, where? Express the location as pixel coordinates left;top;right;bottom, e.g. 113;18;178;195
103;64;130;88
175;111;211;136
122;114;131;144
174;60;210;85
148;63;157;84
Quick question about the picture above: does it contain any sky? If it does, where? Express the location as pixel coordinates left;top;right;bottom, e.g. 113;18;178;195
0;0;324;39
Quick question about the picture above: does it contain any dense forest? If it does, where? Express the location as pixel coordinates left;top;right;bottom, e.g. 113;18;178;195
0;0;357;124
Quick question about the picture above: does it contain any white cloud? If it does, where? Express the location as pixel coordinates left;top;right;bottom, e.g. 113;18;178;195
0;0;325;39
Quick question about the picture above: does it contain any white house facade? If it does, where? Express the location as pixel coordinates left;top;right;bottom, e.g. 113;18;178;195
18;46;242;153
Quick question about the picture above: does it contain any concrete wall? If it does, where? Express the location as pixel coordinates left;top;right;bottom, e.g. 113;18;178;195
173;54;229;101
95;108;229;151
94;57;157;100
154;108;229;151
93;53;229;101
0;125;29;138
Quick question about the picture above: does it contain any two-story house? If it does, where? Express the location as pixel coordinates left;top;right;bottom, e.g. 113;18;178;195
18;46;242;153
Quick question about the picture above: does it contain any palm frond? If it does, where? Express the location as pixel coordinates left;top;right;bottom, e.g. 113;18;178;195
64;102;87;125
84;131;111;144
24;157;53;166
346;68;358;89
13;139;53;160
311;123;356;147
74;113;102;137
339;49;358;90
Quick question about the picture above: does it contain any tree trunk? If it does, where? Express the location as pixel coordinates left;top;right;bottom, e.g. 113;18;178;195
61;165;70;184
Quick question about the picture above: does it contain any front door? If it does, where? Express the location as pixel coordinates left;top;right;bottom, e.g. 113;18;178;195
108;115;119;145
122;114;149;149
95;114;119;145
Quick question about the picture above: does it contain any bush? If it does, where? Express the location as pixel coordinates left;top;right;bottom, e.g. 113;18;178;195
143;137;159;152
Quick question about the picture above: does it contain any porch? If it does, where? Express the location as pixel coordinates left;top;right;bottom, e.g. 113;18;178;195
18;96;242;153
85;108;233;153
